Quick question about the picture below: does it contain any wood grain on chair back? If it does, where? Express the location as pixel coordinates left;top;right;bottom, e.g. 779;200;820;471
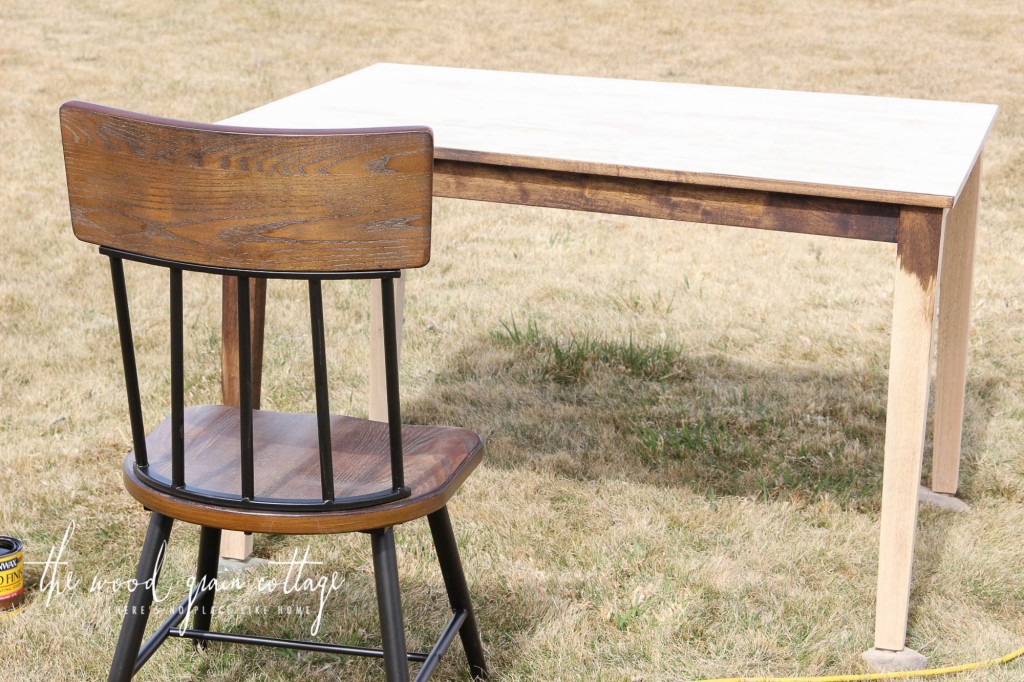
60;101;433;272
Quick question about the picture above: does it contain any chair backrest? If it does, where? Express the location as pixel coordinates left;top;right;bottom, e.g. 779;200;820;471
61;101;433;272
60;101;434;512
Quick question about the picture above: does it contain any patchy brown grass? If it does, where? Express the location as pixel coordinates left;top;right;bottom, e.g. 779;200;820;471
2;0;1024;679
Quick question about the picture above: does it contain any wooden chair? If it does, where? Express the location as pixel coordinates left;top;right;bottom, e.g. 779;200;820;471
60;101;487;681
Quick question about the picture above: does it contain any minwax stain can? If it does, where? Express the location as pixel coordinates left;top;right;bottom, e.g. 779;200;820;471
0;537;25;615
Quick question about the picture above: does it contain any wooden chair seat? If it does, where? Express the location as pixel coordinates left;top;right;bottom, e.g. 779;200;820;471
122;406;484;534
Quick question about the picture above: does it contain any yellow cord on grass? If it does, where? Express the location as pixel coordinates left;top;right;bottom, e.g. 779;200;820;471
698;644;1024;682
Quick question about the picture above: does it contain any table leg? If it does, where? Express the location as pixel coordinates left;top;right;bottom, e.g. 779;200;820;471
866;206;943;668
931;159;982;495
220;275;267;561
369;274;405;422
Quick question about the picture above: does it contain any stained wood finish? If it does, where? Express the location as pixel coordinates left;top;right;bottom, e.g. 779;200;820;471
873;206;944;651
434;160;900;242
60;101;433;273
931;159;982;494
122;406;483;534
224;63;997;209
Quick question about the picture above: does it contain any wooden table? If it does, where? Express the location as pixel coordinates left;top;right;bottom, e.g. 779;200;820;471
218;63;997;664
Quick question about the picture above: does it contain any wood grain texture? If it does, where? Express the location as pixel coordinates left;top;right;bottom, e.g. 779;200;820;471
931;159;982;494
61;101;433;272
224;63;997;209
122;406;483;534
434;160;900;242
873;206;943;651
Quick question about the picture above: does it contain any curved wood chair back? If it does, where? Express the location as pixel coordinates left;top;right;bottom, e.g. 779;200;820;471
60;101;432;273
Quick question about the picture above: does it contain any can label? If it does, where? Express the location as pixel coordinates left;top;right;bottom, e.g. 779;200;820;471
0;537;24;614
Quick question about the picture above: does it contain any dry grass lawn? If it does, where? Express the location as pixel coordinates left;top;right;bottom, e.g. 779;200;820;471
2;0;1024;680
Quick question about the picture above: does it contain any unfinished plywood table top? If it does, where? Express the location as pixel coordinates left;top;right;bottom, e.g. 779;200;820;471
224;63;997;208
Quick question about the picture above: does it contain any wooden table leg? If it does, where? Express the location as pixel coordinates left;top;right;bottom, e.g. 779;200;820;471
867;206;943;666
220;275;267;561
931;159;982;495
369;274;405;422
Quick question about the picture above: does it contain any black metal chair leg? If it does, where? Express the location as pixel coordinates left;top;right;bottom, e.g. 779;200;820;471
371;527;409;682
190;526;222;649
108;512;174;682
427;507;488;680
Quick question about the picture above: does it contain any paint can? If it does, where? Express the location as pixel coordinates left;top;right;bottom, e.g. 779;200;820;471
0;537;25;615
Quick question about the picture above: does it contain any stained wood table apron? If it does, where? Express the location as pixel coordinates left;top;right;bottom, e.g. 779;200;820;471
218;64;997;661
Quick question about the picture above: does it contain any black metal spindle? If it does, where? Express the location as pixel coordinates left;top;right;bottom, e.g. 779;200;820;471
237;276;255;501
170;268;184;488
109;256;148;468
308;279;335;502
379;277;404;491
